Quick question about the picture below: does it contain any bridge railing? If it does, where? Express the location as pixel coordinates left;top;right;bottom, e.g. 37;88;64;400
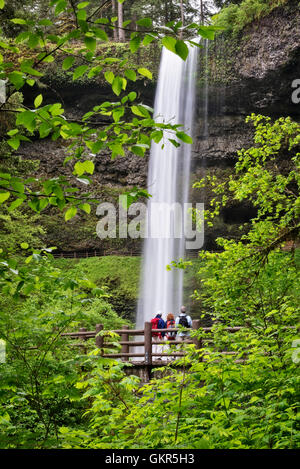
61;321;244;364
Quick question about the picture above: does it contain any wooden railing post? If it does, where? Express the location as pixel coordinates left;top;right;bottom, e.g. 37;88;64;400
192;320;202;359
121;325;129;361
144;321;152;365
95;324;104;355
79;327;87;354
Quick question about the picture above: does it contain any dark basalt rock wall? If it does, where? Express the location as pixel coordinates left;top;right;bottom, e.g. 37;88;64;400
19;1;300;254
189;0;300;250
193;0;300;165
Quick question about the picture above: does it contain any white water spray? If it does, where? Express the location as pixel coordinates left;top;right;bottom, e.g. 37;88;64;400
136;43;198;327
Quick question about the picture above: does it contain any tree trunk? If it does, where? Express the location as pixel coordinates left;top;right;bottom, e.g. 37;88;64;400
165;0;169;24
118;1;125;42
180;0;184;38
200;0;204;25
112;0;118;41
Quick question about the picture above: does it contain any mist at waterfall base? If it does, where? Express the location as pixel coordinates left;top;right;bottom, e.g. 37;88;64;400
136;43;199;330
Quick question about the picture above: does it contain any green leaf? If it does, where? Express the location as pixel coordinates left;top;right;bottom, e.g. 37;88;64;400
8;71;25;90
11;18;27;24
40;54;54;63
28;33;39;49
128;91;137;102
62;56;75;70
38;19;53;26
74;160;94;176
176;131;193;144
77;9;87;21
8;198;24;212
38;198;49;211
83;160;94;174
143;34;156;46
94;28;108;41
130;35;141;54
7;137;20;150
137;67;152;80
73;65;88;80
112;76;124;96
84;35;96;53
55;0;67;16
162;36;176;53
104;71;114;84
88;65;102;78
80;203;91;214
175;40;189;61
169;138;180;148
0;192;10;204
20;242;29;249
27;197;40;212
49;102;64;116
110;143;124;158
11;180;24;193
34;94;43;108
136;18;152;28
112;107;125;123
131;145;146;157
77;1;89;8
152;130;163;143
65;206;77;221
0;0;5;9
94;18;109;25
198;26;215;40
131;105;150;118
53;184;64;200
39;122;52;139
122;19;131;28
125;69;137;82
16;111;36;132
20;60;43;77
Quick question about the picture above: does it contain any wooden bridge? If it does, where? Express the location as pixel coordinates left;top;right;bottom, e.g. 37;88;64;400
62;321;243;380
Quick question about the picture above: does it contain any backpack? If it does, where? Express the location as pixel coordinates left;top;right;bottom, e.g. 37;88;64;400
151;317;160;337
178;314;190;328
166;319;176;340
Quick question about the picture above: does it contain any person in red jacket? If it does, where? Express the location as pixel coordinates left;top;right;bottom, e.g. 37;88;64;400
151;312;166;360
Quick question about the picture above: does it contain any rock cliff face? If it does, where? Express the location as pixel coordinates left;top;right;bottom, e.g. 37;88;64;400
189;0;300;250
193;0;300;165
20;1;300;254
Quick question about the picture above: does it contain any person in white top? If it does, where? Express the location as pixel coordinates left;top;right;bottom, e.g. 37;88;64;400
175;306;192;340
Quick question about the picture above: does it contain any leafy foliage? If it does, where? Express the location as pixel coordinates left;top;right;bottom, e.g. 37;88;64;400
212;0;288;35
0;0;218;222
57;114;300;449
0;0;298;452
0;248;129;448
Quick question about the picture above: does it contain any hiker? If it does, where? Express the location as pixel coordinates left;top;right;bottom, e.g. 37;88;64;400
151;312;166;360
175;306;192;341
164;313;177;361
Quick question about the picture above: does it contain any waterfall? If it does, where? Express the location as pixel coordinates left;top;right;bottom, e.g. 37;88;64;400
136;43;198;328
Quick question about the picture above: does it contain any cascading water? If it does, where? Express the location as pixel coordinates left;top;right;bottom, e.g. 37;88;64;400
136;43;198;329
